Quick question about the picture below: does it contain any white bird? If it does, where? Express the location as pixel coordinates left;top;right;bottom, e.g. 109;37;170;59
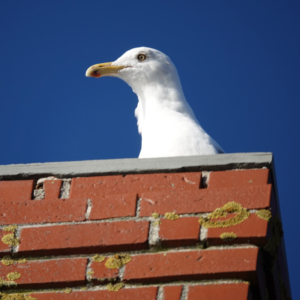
86;47;224;158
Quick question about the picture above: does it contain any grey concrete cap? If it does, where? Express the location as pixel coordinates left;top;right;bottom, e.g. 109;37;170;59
0;152;273;180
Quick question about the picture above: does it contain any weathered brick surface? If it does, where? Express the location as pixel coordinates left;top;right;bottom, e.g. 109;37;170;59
0;197;87;225
159;217;200;247
44;180;62;199
188;283;253;300
208;169;270;188
18;220;149;256
206;213;269;246
123;248;261;284
0;167;289;299
0;180;34;201
90;258;119;284
89;193;137;220
163;285;183;300
0;258;87;288
30;287;158;300
140;185;272;217
70;172;201;199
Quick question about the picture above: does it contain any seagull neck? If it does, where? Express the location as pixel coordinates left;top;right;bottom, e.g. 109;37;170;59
135;84;196;120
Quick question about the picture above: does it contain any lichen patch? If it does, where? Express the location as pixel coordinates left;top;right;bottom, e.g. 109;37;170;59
64;288;72;294
256;209;272;221
1;256;14;266
154;220;161;226
3;225;18;233
107;282;124;292
1;234;20;246
0;293;37;300
152;212;160;219
18;259;26;264
165;212;179;220
220;232;237;240
6;272;21;281
105;254;131;269
199;202;250;228
92;254;105;262
0;278;17;288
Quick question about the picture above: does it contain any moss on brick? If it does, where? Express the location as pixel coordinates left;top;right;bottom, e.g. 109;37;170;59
199;202;250;228
92;255;105;262
6;272;21;281
3;226;18;233
0;293;37;300
105;254;131;269
220;232;237;240
1;234;20;246
256;209;272;221
1;256;14;266
107;282;124;292
152;213;160;219
165;212;179;220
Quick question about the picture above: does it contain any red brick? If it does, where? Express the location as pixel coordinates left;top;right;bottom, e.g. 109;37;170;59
70;172;201;199
89;193;137;220
0;230;12;255
123;248;261;284
0;258;87;288
30;287;158;300
124;172;201;192
90;258;119;284
0;180;34;201
208;169;269;189
140;185;272;217
164;285;182;300
18;220;149;256
206;213;269;246
188;283;253;300
44;180;62;199
159;217;200;247
0;197;87;225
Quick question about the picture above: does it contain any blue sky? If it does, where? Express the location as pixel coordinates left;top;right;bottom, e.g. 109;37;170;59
0;1;299;297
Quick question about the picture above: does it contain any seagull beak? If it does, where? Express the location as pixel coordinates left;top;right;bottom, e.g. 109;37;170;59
85;62;126;78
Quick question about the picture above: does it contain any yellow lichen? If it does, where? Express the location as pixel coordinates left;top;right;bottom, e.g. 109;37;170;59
3;226;18;233
164;212;179;220
64;288;72;294
0;293;37;300
154;220;161;226
6;272;21;281
0;278;17;288
220;232;237;240
199;202;250;228
87;270;94;275
1;256;14;266
256;209;272;221
105;254;131;269
1;234;20;246
107;282;124;292
18;259;26;264
80;287;88;291
152;213;160;219
92;254;105;262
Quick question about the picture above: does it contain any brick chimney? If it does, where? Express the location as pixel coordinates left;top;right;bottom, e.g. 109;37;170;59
0;153;292;300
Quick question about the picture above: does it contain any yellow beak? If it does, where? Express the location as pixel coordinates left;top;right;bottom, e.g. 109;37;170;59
85;62;127;78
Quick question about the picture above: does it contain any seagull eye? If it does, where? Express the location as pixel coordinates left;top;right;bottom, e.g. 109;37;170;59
137;54;146;61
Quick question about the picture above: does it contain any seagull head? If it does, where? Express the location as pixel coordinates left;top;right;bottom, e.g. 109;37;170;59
85;47;182;93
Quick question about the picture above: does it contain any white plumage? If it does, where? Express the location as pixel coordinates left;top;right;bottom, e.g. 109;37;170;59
86;47;224;158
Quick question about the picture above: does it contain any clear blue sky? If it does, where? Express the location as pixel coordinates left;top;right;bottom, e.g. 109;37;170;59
1;1;299;297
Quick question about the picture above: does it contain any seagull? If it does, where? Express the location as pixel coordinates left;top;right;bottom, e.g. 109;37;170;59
86;47;224;158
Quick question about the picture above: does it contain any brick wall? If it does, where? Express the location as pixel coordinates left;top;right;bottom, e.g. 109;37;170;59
0;163;292;299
